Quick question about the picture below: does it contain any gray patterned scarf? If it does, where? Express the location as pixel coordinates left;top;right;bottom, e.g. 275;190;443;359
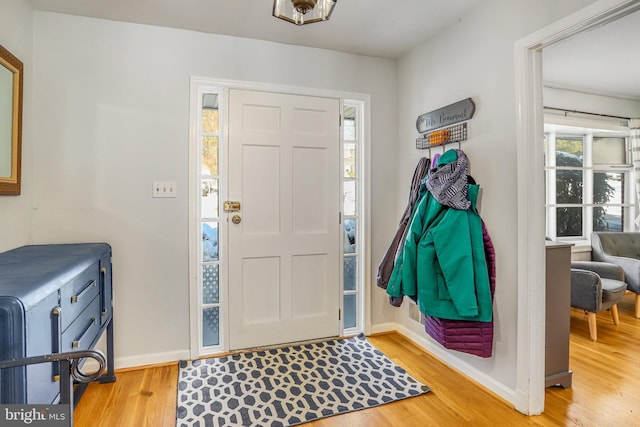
425;149;471;210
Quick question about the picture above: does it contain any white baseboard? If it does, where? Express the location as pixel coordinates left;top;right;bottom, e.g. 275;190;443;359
371;322;516;406
115;349;191;369
83;349;191;373
370;322;396;334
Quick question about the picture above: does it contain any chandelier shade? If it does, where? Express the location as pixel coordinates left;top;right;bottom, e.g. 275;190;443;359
273;0;337;26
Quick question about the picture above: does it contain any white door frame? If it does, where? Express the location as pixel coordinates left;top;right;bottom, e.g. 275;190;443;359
514;0;640;415
188;77;372;357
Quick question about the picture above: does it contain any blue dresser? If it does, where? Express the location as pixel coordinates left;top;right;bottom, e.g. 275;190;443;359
0;243;115;404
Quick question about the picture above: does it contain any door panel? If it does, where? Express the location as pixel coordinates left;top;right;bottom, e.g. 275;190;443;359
292;147;327;232
241;257;280;324
228;89;340;350
292;254;327;317
242;145;280;234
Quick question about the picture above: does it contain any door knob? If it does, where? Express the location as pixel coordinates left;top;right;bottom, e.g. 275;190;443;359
232;215;241;224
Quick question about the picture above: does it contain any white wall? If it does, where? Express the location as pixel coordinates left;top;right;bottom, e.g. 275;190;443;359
0;0;33;252
395;0;597;401
32;12;398;366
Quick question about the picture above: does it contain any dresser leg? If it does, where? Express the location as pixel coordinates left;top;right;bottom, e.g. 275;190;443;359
99;317;116;384
60;360;74;426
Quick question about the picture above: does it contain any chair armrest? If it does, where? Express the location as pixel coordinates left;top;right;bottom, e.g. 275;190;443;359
593;255;640;293
570;269;602;313
570;261;624;281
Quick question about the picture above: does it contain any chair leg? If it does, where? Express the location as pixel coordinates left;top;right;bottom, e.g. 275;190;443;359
587;312;597;341
636;294;640;319
611;304;620;325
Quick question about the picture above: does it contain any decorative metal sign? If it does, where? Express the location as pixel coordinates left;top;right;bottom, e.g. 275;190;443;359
416;98;475;134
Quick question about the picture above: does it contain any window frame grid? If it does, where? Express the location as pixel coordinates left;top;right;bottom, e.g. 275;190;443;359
545;129;633;242
342;100;364;336
197;86;225;355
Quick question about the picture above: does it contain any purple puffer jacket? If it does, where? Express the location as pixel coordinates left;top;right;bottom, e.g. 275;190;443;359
423;220;496;358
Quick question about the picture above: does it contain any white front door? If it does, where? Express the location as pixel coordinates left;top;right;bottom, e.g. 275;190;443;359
227;89;340;350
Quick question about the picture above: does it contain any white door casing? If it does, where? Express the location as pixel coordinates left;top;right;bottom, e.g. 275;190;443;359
227;89;341;350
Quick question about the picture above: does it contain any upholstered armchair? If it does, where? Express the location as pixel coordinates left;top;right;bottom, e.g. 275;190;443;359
570;261;627;341
591;232;640;318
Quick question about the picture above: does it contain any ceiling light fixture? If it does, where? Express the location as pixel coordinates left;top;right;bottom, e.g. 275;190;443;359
273;0;337;26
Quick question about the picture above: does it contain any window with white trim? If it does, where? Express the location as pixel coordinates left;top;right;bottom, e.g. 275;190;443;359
197;88;223;353
342;101;364;334
545;120;632;241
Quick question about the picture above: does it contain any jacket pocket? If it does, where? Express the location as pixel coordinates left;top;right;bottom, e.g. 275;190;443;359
435;262;452;301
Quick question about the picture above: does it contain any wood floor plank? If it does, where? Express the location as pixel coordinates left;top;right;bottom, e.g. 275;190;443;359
74;293;640;426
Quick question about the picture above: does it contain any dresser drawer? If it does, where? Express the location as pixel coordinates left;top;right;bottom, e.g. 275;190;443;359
61;296;101;352
60;264;100;331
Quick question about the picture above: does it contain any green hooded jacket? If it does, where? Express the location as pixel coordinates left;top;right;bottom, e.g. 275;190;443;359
386;152;492;322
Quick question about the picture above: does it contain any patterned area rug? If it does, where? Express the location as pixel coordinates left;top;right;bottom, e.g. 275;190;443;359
176;334;430;427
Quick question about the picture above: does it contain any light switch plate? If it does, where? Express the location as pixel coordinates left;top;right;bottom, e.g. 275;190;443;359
152;181;176;198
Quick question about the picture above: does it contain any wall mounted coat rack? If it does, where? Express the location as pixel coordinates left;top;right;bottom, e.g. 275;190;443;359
415;98;475;150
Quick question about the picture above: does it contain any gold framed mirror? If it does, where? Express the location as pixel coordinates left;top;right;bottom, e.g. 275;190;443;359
0;44;23;195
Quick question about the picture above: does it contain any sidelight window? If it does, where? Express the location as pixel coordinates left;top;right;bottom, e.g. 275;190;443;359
197;88;223;352
342;102;363;334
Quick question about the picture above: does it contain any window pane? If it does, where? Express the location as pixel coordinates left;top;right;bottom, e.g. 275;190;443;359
202;94;219;133
593;172;623;205
344;294;357;329
344;256;357;291
344;118;356;141
556;170;583;204
202;179;219;218
344;181;356;216
556;137;583;167
203;307;219;346
556;207;582;237
344;105;356;141
202;136;219;175
202;222;219;262
593;137;626;165
203;264;219;304
344;143;356;178
344;219;356;254
594;206;623;232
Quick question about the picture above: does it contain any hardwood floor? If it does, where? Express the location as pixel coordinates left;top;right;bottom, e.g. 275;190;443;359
74;293;640;426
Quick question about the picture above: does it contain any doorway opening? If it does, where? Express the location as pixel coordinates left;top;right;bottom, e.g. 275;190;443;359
515;0;640;415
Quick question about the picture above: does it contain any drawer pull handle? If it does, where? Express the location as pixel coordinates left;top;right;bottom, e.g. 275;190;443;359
51;306;62;381
72;317;97;349
71;280;97;304
100;266;109;318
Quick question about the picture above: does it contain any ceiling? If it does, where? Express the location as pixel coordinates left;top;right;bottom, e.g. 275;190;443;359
30;0;640;100
543;9;640;101
29;0;481;59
